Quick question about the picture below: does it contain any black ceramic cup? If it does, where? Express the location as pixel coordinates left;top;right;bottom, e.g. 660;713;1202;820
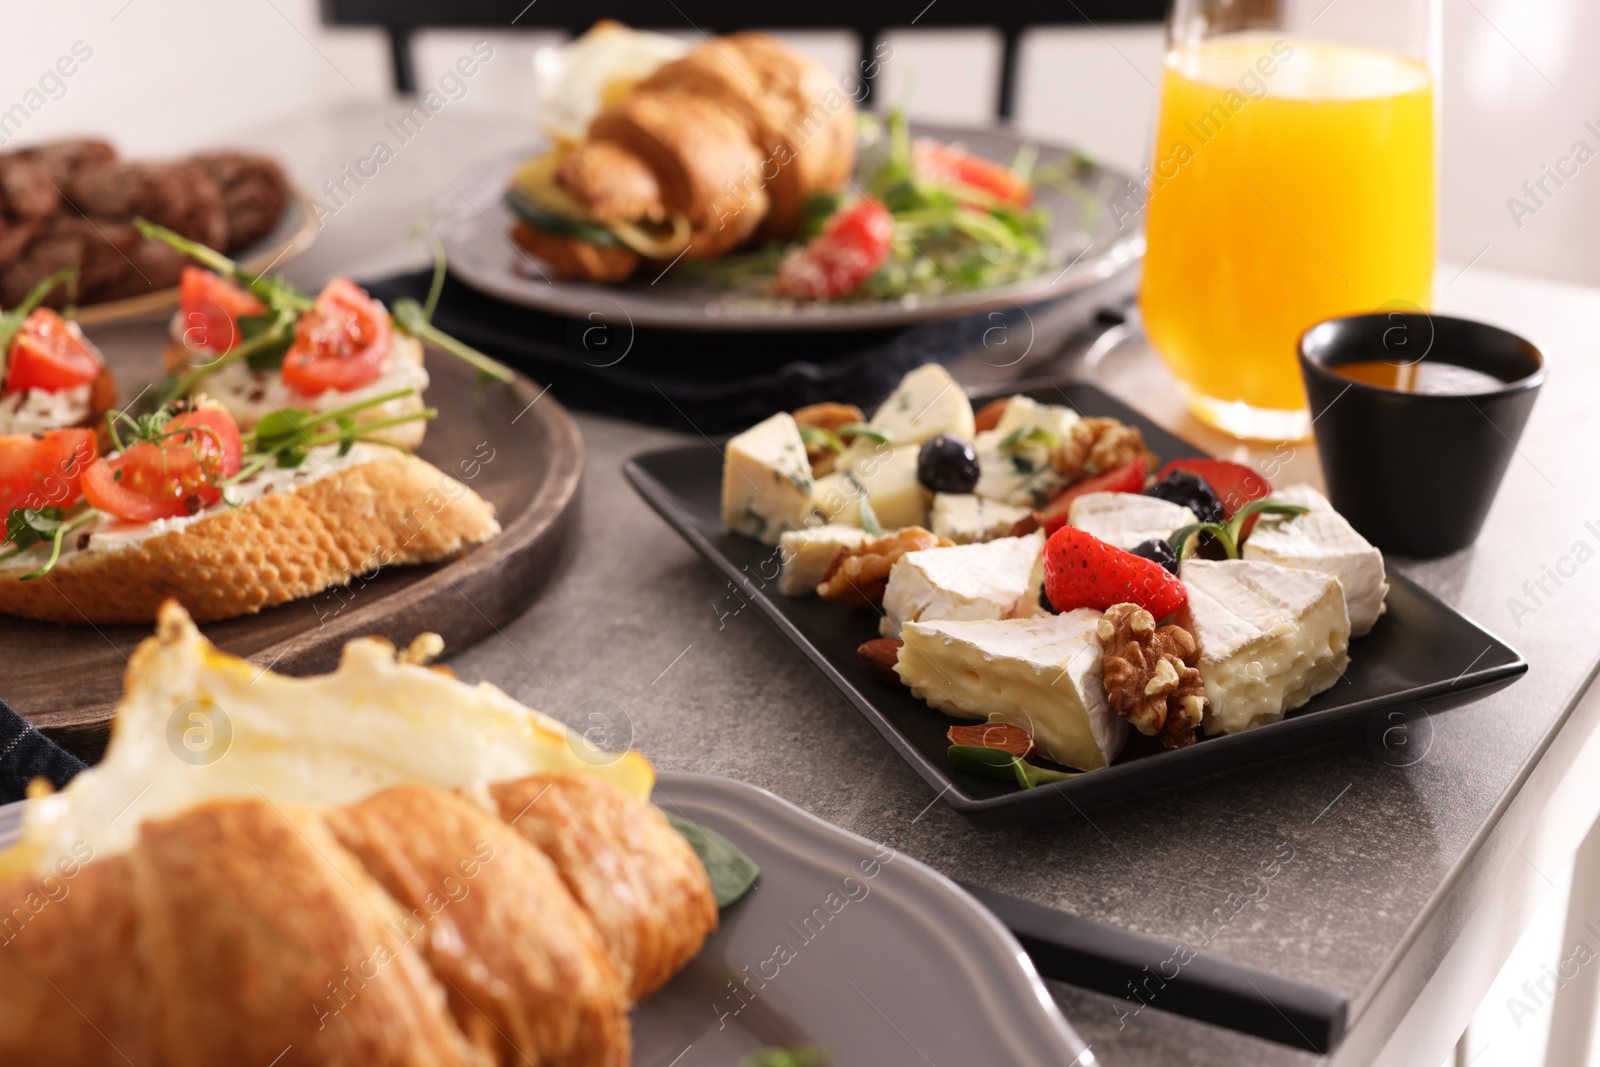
1298;313;1544;558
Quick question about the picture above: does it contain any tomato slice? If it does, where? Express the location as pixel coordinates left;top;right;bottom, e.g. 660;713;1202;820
1032;459;1148;535
281;278;392;395
177;266;266;356
5;310;102;394
914;140;1033;208
774;199;895;300
0;429;98;517
82;407;242;522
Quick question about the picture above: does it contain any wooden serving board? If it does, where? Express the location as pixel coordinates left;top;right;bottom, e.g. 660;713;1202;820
2;325;583;762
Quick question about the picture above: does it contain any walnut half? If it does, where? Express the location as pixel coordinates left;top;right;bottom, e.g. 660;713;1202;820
793;402;867;477
1053;417;1159;481
1098;602;1207;749
817;526;951;607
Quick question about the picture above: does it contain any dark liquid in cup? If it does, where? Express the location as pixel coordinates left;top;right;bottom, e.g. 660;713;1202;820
1331;359;1507;395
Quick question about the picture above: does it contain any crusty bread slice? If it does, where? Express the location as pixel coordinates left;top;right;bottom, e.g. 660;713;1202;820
161;331;429;450
0;450;500;624
512;222;641;282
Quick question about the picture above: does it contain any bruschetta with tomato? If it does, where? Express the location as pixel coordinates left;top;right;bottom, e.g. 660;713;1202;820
0;269;116;436
140;221;511;451
0;396;499;624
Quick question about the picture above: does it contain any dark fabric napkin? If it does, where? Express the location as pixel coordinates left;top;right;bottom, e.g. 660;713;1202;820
361;271;1043;436
0;699;84;804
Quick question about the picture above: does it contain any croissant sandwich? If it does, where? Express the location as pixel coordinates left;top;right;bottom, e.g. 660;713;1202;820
0;603;721;1065
508;23;857;281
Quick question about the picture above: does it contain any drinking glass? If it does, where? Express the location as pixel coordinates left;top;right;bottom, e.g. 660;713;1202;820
1139;0;1439;440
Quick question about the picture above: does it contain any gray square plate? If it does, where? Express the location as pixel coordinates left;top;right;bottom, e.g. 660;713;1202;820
624;381;1529;825
0;772;1090;1066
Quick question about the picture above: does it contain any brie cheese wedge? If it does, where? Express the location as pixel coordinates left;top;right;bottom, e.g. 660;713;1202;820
721;412;816;545
895;610;1126;771
930;493;1031;544
880;531;1044;638
870;363;975;447
1181;559;1351;736
1068;492;1197;551
1242;484;1388;637
812;444;928;531
778;524;872;596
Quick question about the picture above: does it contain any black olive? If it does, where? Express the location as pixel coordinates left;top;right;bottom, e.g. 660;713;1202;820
917;434;980;494
1129;538;1180;575
1145;470;1225;524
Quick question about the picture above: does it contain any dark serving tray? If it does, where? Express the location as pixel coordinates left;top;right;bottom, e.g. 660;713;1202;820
624;380;1528;826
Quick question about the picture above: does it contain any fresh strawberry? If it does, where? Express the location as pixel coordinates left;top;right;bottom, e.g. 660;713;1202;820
1042;526;1188;617
1030;459;1147;535
1156;458;1270;520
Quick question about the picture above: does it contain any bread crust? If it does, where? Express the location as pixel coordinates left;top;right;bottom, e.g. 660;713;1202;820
0;451;500;624
491;774;719;1002
512;222;640;283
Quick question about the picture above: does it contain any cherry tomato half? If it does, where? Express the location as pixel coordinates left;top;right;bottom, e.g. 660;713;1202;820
82;407;242;523
177;266;266;356
5;309;102;394
0;429;98;517
914;140;1033;208
773;199;895;301
281;278;391;396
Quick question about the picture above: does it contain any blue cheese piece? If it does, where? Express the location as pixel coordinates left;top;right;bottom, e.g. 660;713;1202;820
879;531;1045;638
1241;484;1388;637
1180;559;1351;736
811;444;928;531
870;364;975;447
1068;492;1197;551
894;610;1126;771
930;493;1032;544
777;524;873;596
972;396;1082;507
720;412;816;545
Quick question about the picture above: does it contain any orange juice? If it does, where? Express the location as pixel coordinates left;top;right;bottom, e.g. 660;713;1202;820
1140;34;1434;438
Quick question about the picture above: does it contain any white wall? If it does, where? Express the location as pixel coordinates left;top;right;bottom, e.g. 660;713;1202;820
2;1;1597;290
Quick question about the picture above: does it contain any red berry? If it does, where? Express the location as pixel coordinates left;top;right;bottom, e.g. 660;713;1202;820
1042;526;1188;617
1155;458;1270;520
1031;459;1147;535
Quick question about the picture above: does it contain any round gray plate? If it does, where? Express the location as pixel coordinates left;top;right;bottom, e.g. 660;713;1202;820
432;123;1143;331
0;773;1089;1065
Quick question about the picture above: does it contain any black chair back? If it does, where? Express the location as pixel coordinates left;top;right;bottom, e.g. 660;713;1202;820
320;0;1167;119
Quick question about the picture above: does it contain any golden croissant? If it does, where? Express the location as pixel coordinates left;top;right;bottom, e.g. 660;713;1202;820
510;27;857;281
0;603;720;1065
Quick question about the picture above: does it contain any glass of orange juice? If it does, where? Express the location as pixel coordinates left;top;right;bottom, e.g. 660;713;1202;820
1140;0;1438;440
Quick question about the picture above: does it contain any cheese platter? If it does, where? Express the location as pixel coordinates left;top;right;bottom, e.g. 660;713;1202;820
625;370;1528;822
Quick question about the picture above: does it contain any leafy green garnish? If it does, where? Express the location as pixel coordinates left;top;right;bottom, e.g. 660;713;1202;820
948;744;1083;789
835;422;890;444
502;189;621;247
800;192;842;239
665;811;760;909
1171;498;1312;562
232;389;435;479
236;312;296;372
798;424;844;455
390;227;515;385
0;266;77;356
135;218;311;313
0;507;96;581
738;1047;830;1067
998;426;1059;452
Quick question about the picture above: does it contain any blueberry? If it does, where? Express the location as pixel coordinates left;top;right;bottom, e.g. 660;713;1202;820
1038;585;1059;614
1146;470;1225;524
1130;538;1180;575
917;434;980;494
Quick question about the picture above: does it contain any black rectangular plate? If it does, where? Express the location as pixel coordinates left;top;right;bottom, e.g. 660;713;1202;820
624;381;1528;825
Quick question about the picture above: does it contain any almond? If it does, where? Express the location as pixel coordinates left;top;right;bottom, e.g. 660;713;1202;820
857;637;903;684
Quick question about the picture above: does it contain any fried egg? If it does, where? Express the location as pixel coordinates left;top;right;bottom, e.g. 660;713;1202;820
534;20;689;143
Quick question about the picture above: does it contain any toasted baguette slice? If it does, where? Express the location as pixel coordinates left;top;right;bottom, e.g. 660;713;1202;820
0;448;499;624
161;330;429;449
